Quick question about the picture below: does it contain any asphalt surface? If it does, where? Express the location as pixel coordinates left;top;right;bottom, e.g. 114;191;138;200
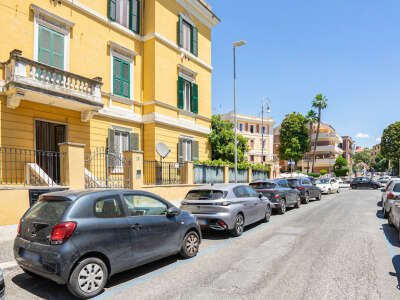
3;189;400;299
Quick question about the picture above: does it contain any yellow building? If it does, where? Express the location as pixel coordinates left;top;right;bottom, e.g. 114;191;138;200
0;0;220;187
220;112;275;164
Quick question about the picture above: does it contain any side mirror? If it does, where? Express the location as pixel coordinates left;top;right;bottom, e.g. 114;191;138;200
166;207;181;218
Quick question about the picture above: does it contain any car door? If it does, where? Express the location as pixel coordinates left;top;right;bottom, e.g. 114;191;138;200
245;186;265;221
279;180;296;204
122;193;180;266
302;178;314;197
331;179;338;191
233;186;257;224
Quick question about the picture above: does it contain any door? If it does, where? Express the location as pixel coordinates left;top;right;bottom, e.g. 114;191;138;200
302;178;315;198
35;120;66;183
233;186;256;224
122;193;180;265
279;180;296;204
245;186;265;221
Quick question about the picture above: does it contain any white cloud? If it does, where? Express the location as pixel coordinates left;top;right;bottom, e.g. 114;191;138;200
356;133;369;139
376;137;381;142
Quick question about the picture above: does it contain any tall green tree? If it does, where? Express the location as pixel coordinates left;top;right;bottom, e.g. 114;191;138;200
305;109;318;173
278;113;309;164
311;94;328;172
372;152;388;172
208;115;249;163
381;122;400;175
333;156;349;177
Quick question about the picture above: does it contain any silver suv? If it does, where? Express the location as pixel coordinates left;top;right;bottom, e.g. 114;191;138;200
382;179;400;218
180;184;271;237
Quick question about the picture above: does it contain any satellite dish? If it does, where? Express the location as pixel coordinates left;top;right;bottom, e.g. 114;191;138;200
156;142;170;159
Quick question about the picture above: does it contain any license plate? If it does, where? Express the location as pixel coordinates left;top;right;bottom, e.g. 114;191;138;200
197;219;207;226
21;249;40;263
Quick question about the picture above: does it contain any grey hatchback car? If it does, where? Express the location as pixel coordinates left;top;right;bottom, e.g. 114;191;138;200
14;189;201;299
180;184;272;237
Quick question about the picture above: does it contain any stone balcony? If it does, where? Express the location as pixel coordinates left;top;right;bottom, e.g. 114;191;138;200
2;50;103;122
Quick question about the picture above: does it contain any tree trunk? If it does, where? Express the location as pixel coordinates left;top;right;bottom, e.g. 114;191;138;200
307;121;313;173
312;105;322;172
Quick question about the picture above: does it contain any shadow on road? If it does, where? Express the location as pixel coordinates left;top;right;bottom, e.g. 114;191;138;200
381;223;400;290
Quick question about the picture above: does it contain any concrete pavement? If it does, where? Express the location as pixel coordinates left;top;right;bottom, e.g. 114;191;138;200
2;189;400;299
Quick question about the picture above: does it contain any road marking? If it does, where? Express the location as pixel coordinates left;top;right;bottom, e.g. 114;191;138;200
94;195;342;300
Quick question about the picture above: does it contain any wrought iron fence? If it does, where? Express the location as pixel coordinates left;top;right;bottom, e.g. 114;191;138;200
194;165;224;184
144;161;185;185
0;147;65;186
252;170;270;181
84;147;130;188
229;168;249;183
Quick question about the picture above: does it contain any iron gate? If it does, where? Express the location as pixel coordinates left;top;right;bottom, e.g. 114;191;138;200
84;147;130;188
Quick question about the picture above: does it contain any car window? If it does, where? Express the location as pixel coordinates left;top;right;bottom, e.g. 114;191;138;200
245;186;258;197
94;197;123;218
393;183;400;193
233;186;248;198
24;198;71;223
302;178;311;185
249;182;276;189
287;179;299;187
278;180;289;188
185;190;225;200
123;195;168;216
331;179;336;183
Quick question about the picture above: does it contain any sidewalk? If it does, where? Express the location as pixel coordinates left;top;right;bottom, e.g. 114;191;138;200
0;224;18;270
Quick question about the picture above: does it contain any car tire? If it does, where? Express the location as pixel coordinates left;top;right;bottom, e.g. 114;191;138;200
180;230;200;259
302;193;310;204
263;206;271;223
67;257;108;299
383;207;388;219
278;200;286;214
295;195;301;208
316;192;322;201
231;213;245;237
337;188;340;193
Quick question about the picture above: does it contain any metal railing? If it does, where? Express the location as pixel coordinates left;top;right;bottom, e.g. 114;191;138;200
144;161;185;185
229;168;249;183
252;170;270;181
0;147;65;186
194;165;224;184
84;147;130;189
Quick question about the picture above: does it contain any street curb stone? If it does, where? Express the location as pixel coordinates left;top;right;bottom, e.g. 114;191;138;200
0;260;18;271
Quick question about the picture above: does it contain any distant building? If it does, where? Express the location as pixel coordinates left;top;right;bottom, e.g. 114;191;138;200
220;112;275;164
341;136;354;172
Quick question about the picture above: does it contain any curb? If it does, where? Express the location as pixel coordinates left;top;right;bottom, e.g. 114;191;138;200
0;260;18;271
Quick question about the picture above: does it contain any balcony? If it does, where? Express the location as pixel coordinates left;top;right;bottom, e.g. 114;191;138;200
314;145;343;154
311;132;342;142
2;50;103;122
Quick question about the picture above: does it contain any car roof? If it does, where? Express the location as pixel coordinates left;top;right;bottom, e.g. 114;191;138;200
42;189;152;201
188;184;246;192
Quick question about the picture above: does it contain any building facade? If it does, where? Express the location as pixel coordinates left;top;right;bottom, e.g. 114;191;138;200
341;136;354;172
220;112;275;164
0;0;219;185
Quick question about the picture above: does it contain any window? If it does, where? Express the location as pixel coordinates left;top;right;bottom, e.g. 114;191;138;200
178;77;198;114
250;140;254;149
250;155;254;162
123;194;167;216
38;25;64;69
278;180;289;188
393;183;400;193
178;15;198;56
239;123;243;132
113;57;130;98
108;0;140;33
185;190;225;200
233;186;249;198
94;197;123;218
108;128;139;169
250;125;254;134
262;126;266;134
244;186;258;197
178;137;198;162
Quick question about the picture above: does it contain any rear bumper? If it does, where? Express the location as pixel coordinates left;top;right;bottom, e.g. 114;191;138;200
13;236;78;285
193;213;235;230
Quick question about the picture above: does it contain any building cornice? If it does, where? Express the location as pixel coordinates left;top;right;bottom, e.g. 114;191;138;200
31;4;75;28
176;0;220;29
143;113;210;135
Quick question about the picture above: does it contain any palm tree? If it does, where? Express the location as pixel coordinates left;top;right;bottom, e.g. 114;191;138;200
311;94;328;172
305;109;318;173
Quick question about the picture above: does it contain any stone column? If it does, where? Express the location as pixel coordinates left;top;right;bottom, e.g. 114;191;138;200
123;151;144;189
183;162;194;185
58;142;85;189
248;168;253;183
223;166;229;184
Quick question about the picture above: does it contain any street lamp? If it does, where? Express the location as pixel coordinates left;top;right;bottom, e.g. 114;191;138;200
233;40;247;183
261;97;271;165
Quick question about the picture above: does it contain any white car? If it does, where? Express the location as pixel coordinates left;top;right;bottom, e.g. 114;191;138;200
316;178;340;194
338;178;351;188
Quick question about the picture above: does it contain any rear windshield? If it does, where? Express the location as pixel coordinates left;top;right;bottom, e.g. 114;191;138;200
250;182;276;189
393;183;400;193
185;190;225;200
317;178;330;184
287;179;299;186
24;198;71;222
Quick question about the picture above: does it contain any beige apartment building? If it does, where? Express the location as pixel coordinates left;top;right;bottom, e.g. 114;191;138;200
220;112;275;164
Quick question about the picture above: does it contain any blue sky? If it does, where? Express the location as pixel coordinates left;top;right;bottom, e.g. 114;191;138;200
208;0;400;148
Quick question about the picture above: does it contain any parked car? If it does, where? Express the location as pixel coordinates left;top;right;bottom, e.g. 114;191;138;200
0;267;4;300
316;178;340;194
14;190;200;299
286;177;322;204
180;184;271;236
350;177;381;189
388;203;400;240
382;179;400;218
378;176;391;185
250;179;301;214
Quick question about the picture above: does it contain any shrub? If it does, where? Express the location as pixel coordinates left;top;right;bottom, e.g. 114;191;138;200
320;169;328;175
307;172;320;178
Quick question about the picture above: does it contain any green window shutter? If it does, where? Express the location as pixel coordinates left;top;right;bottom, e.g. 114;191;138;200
191;26;198;57
129;132;140;151
121;61;130;98
177;76;184;109
113;57;130;98
192;141;199;161
191;82;198;114
52;31;64;69
38;25;64;69
108;0;116;20
178;15;183;47
108;128;115;150
130;0;140;33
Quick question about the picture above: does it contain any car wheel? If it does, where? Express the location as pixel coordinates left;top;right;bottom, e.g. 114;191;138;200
295;195;301;208
263;206;271;223
316;192;322;201
337;188;340;193
278;200;286;214
231;214;245;237
302;193;310;204
68;257;108;299
180;230;200;259
383;207;388;219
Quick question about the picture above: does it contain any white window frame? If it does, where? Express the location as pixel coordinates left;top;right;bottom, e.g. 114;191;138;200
32;6;72;71
111;125;133;172
180;135;194;162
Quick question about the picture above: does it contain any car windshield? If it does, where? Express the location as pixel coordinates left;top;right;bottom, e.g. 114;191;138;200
249;182;276;189
185;190;225;200
317;178;330;184
24;198;71;222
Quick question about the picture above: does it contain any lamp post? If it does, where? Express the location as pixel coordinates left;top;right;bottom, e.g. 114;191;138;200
233;40;247;183
261;97;271;165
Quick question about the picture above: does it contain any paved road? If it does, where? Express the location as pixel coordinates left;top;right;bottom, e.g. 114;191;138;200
3;189;400;299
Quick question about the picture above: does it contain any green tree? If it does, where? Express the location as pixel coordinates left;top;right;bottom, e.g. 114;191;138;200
305;109;318;173
372;152;388;172
320;169;328;176
381;122;400;175
311;94;328;172
333;156;349;177
353;150;372;166
208;115;249;163
278;112;309;164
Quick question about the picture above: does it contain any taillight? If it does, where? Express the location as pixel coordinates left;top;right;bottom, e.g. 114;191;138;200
388;193;394;200
50;222;76;245
17;218;22;235
274;194;280;199
296;186;303;190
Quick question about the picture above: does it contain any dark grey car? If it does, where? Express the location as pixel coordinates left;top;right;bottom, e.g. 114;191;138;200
287;177;322;204
14;189;201;299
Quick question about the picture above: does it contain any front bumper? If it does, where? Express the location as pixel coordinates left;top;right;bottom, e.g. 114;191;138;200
193;212;235;231
13;236;78;285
